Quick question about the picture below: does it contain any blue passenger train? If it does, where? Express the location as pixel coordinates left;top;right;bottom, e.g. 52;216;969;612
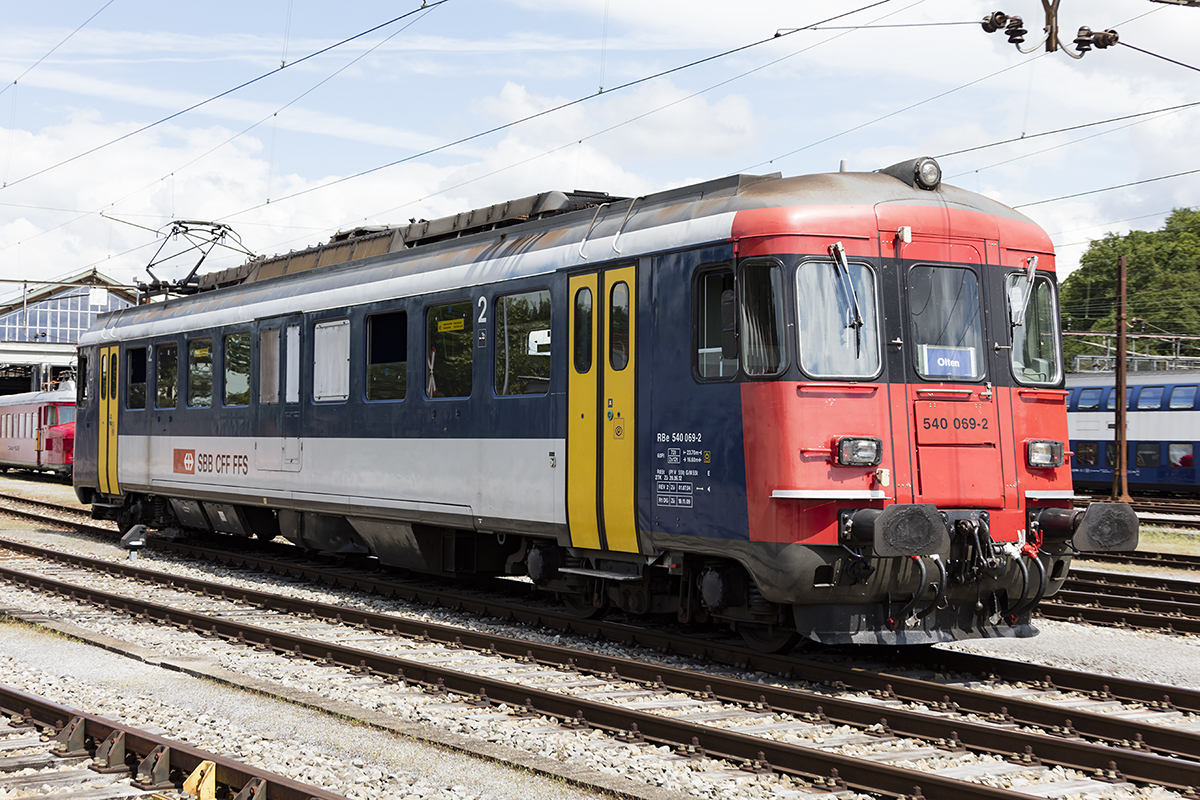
73;158;1137;650
1067;370;1200;493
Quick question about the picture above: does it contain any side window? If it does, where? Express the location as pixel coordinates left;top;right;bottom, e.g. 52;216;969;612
313;319;350;403
224;332;251;406
910;265;984;381
1006;274;1062;385
285;325;300;404
609;282;630;370
127;347;147;409
1075;441;1098;467
367;310;407;401
187;338;213;408
425;301;473;398
1105;387;1131;410
495;290;551;395
1135;442;1161;467
100;352;108;401
796;258;881;378
1136;386;1164;410
695;269;737;379
739;261;786;376
1170;385;1197;409
260;329;280;404
1077;388;1101;410
573;287;593;374
77;354;89;408
156;343;178;409
1105;441;1117;467
1169;443;1194;468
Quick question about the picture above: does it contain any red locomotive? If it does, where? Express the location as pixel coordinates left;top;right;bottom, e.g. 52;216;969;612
0;383;76;478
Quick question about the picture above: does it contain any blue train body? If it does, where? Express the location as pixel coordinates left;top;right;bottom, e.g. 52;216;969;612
1067;371;1200;492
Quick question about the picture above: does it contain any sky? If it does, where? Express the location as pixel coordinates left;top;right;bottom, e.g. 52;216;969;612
0;0;1197;294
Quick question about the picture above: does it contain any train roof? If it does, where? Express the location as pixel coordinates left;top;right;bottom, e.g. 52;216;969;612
1067;370;1200;387
82;163;1052;346
0;385;76;407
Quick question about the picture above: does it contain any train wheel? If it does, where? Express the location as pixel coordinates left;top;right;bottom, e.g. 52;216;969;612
560;583;608;619
736;622;801;653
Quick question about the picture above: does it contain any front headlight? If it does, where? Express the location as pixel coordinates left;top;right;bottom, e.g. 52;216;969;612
837;437;883;466
1027;440;1065;468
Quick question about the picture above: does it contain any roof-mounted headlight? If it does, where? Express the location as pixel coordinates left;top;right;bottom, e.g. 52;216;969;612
878;157;942;191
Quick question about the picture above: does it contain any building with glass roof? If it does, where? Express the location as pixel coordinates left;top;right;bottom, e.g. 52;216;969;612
0;269;137;394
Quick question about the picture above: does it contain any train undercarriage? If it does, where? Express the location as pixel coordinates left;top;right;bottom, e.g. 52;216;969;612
91;489;1137;651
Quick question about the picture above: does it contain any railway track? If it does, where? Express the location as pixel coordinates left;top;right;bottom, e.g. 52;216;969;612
2;534;1200;800
0;683;352;800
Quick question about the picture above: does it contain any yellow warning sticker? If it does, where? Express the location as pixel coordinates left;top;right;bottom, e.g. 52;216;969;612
438;318;465;333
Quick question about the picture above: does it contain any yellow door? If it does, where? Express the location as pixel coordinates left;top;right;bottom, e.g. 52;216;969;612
98;345;120;495
566;266;639;553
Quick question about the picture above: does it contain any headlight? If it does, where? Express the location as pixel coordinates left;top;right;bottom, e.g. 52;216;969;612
836;437;883;466
915;157;941;190
1027;440;1065;468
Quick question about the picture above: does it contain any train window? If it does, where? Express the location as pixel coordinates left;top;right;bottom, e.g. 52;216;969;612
695;270;737;379
260;329;280;404
155;343;178;409
1170;385;1197;409
573;288;593;374
609;282;630;371
1169;443;1194;468
100;353;108;401
1105;442;1117;467
1075;441;1098;467
1077;388;1102;410
127;347;147;410
367;311;407;401
909;266;984;381
1006;274;1061;385
285;325;300;404
739;261;786;376
77;354;88;408
1136;386;1164;410
1135;442;1161;468
1105;387;1131;410
796;259;881;378
187;338;213;408
313;319;350;403
425;301;473;398
57;405;75;424
495;291;551;395
224;333;251;406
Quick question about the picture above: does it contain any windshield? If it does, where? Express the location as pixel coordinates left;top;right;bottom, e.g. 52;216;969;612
909;266;984;381
1007;273;1062;385
796;259;880;378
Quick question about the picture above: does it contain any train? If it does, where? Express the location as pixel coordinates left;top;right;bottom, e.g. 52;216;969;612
0;384;76;478
72;156;1139;649
1068;370;1200;493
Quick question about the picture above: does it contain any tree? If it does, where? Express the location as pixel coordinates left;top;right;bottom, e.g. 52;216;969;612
1059;208;1200;368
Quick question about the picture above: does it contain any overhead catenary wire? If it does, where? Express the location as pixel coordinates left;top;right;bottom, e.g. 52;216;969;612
0;2;444;258
216;0;897;223
0;1;452;194
0;0;115;101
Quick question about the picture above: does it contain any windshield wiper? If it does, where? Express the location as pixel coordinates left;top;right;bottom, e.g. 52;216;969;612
829;241;864;356
1010;255;1038;327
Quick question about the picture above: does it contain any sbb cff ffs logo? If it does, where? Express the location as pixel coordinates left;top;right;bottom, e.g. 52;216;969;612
173;448;249;476
174;449;195;474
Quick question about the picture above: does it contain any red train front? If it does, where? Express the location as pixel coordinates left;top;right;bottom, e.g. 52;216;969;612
635;158;1138;646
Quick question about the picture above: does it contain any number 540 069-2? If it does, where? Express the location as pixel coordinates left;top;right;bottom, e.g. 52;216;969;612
922;416;987;430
